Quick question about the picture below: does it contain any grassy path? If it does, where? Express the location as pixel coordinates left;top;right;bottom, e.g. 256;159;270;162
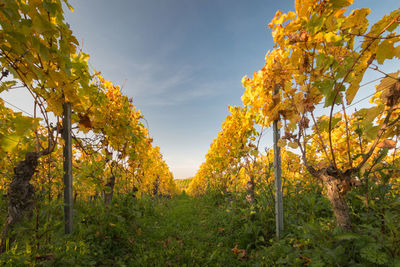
132;193;248;266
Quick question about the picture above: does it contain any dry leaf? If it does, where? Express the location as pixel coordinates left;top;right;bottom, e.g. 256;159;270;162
377;139;396;149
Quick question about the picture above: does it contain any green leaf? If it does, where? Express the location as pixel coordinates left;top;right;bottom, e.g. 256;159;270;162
360;244;389;265
354;105;384;124
0;81;17;93
39;42;51;61
325;90;342;107
364;124;379;140
307;13;324;34
13;115;39;136
7;31;27;44
0;134;20;152
43;1;59;16
374;148;389;165
316;79;334;96
316;115;341;132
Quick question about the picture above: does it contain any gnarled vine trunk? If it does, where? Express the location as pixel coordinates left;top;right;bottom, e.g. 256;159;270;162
131;184;138;198
319;171;353;231
1;152;40;252
153;176;160;201
153;176;159;196
246;176;255;204
104;175;115;206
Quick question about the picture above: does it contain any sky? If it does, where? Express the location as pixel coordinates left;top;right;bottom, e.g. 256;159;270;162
65;0;286;179
2;0;400;179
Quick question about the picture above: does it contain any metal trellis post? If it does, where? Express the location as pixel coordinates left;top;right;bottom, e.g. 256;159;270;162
273;85;283;238
63;102;73;234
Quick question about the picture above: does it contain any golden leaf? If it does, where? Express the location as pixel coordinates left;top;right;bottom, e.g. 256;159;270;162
277;138;287;147
376;39;396;64
288;141;299;149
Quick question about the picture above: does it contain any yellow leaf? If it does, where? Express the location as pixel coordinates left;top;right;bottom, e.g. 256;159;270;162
341;8;370;33
288;141;299;149
376;39;395;64
295;0;314;18
395;46;400;59
346;73;363;104
331;0;353;9
334;8;347;18
324;32;341;43
294;92;304;113
0;134;20;152
277;139;287;147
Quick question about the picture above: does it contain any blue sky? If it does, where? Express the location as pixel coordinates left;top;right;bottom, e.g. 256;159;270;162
2;1;398;179
60;0;399;179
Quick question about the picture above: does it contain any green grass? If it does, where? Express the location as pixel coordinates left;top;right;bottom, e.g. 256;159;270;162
0;192;252;266
131;193;249;266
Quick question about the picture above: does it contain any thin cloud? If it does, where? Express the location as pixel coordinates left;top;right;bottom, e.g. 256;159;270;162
126;63;195;96
139;80;226;107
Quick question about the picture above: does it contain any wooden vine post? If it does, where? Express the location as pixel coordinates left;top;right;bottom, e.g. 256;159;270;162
273;85;283;238
63;102;73;234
